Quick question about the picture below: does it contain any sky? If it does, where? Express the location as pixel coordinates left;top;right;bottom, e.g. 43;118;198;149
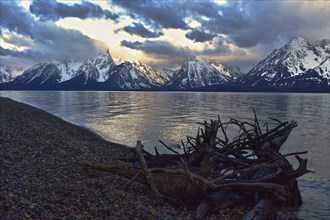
0;0;329;73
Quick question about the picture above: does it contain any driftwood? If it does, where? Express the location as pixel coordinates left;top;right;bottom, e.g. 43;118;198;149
79;112;313;219
242;199;277;220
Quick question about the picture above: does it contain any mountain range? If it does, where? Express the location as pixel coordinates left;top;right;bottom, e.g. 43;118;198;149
0;65;26;84
1;37;329;92
240;37;329;91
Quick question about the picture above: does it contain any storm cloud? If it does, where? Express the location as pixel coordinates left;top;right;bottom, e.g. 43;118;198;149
0;46;43;59
121;40;192;57
114;0;329;48
30;0;118;21
121;40;143;50
2;33;34;47
112;0;188;29
0;1;106;64
122;23;163;38
185;29;217;43
198;1;330;48
0;0;328;71
202;37;233;55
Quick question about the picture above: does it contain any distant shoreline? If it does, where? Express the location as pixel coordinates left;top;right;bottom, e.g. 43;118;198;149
1;87;330;93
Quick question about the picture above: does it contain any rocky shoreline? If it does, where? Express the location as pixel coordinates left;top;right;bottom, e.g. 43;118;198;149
1;97;293;219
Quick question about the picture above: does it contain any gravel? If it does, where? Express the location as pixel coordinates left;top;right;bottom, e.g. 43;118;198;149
0;97;291;219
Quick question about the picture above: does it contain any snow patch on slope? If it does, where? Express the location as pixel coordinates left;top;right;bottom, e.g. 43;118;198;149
57;58;83;82
244;37;330;88
170;56;235;89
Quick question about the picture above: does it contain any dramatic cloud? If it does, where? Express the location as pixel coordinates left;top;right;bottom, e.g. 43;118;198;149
2;33;34;47
122;22;163;38
0;2;35;37
198;1;330;48
120;40;143;49
185;29;217;43
185;1;220;19
30;0;118;21
0;45;42;58
0;46;16;57
121;40;192;57
0;0;328;71
112;0;188;29
202;37;232;55
114;0;329;48
0;1;107;65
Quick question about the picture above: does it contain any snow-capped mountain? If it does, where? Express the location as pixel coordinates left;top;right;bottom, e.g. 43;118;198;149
107;61;170;89
111;58;172;87
112;57;125;65
129;61;170;86
157;67;175;78
0;65;14;83
312;57;329;78
168;56;235;89
1;49;171;90
242;37;330;89
8;63;61;89
56;58;83;83
70;49;115;84
208;60;241;79
0;64;25;83
5;58;83;88
4;58;84;89
2;40;329;91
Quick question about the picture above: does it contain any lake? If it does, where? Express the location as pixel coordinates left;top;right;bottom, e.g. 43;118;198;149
1;91;329;219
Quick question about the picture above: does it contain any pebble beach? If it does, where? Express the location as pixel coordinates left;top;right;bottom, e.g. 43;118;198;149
1;97;293;219
0;97;185;219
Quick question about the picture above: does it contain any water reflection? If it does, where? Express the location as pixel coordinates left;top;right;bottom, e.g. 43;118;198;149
296;177;330;219
1;91;329;217
1;91;329;179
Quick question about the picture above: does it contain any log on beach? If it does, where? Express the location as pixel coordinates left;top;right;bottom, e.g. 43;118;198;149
80;110;311;219
0;96;304;219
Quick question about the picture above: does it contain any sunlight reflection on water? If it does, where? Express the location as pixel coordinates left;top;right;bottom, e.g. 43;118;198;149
1;91;329;176
1;91;329;218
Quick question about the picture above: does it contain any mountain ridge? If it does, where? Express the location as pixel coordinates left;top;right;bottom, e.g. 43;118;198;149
167;56;236;89
240;37;329;90
1;37;329;92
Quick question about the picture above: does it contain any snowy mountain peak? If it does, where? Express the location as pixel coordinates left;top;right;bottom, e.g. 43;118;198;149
112;57;125;65
243;37;330;88
57;58;83;82
289;36;308;45
6;63;61;89
0;64;26;83
284;37;312;52
314;39;330;52
184;56;209;66
183;56;206;68
169;56;234;89
188;56;204;62
0;65;14;83
105;48;111;56
97;49;113;63
75;50;115;83
208;60;241;78
110;60;170;88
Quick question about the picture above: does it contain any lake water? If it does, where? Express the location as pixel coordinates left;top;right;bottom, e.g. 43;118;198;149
1;91;329;219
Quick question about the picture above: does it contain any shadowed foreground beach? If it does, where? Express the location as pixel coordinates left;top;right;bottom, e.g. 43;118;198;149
1;97;297;219
0;97;185;219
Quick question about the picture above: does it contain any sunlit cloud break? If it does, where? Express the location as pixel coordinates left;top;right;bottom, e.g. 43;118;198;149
0;0;329;72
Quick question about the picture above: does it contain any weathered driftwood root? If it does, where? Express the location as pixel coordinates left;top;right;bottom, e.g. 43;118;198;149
135;140;159;194
242;199;278;220
79;113;312;219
